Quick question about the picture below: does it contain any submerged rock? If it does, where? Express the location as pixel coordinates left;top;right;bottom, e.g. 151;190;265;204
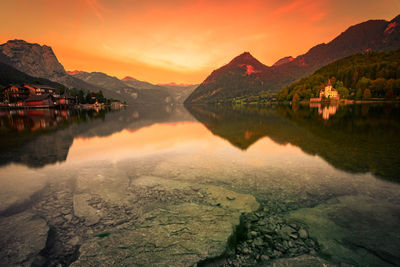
0;211;49;266
73;194;101;226
71;177;258;266
298;228;308;239
286;195;400;266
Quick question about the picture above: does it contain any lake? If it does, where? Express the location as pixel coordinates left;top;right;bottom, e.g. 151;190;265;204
0;103;399;267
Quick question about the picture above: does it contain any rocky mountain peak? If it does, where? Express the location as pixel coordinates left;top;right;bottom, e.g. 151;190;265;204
229;52;264;66
0;39;66;78
67;70;85;75
225;52;269;76
122;76;137;81
272;56;294;67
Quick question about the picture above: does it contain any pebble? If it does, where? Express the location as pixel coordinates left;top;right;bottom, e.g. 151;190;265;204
258;220;266;226
253;237;264;246
61;208;70;215
298;228;308;239
210;207;319;266
260;255;270;261
289;233;298;239
250;231;258;237
242;248;250;254
67;236;80;246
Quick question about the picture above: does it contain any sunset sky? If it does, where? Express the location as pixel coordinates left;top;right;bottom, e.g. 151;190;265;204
1;0;399;84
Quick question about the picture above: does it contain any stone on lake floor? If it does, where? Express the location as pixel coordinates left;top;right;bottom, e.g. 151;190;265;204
71;177;259;266
298;228;308;239
285;195;400;266
73;194;101;226
0;211;49;267
74;167;131;206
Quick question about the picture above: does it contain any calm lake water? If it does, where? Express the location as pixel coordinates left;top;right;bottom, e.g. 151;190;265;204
0;103;399;267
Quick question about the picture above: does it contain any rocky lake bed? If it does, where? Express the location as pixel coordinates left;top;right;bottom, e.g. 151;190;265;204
1;105;400;267
1;157;399;267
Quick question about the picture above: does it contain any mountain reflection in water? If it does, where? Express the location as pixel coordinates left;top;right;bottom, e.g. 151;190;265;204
2;103;400;183
0;105;192;168
186;103;400;182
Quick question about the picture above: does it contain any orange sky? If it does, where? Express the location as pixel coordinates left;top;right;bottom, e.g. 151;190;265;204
1;0;399;84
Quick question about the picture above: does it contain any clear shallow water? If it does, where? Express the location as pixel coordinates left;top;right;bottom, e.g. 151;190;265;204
0;104;399;266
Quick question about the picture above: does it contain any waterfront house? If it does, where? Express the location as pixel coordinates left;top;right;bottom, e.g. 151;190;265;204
22;84;60;98
22;84;39;95
59;92;76;106
3;85;30;102
320;80;340;100
24;94;54;108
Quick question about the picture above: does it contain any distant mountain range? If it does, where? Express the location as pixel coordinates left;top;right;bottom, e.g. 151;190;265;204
185;14;400;103
69;71;173;104
120;77;197;103
0;40;196;103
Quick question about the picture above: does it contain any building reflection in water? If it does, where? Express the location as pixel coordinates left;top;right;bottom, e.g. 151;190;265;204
0;108;104;132
309;102;339;120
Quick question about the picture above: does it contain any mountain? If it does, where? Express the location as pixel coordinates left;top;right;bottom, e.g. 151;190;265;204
156;83;198;103
0;40;124;100
158;82;194;87
0;61;64;88
121;76;197;103
66;70;85;75
70;71;173;104
278;49;400;101
185;52;270;103
272;56;293;66
0;40;65;78
121;76;158;90
185;14;400;104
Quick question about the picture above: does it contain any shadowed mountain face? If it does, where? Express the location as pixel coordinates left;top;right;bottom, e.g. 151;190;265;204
185;104;400;182
185;15;400;103
0;62;65;88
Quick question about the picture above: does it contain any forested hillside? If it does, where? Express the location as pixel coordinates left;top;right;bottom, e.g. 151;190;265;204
278;50;400;101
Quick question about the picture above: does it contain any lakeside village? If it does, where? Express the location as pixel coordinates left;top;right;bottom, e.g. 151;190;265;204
0;83;124;109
